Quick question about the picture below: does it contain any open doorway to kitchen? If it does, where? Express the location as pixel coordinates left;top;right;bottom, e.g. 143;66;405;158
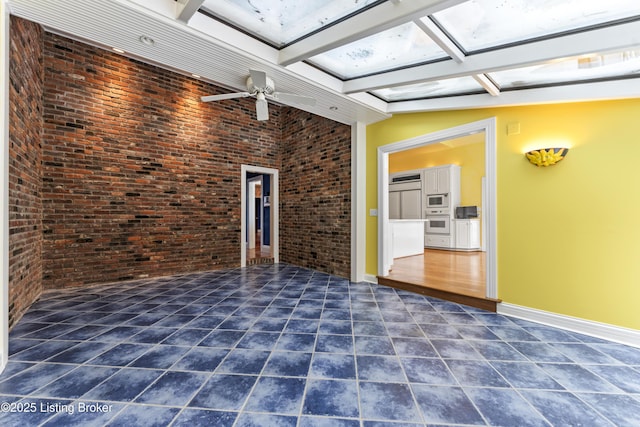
387;133;486;297
377;118;497;310
241;165;279;267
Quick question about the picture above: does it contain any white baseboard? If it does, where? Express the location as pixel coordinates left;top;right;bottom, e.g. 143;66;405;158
363;274;378;284
498;303;640;349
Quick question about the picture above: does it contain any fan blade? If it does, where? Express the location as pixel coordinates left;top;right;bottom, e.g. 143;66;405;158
255;94;269;121
272;92;316;106
249;69;267;89
201;92;251;102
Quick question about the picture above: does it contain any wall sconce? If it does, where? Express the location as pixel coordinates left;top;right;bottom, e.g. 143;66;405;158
525;148;569;167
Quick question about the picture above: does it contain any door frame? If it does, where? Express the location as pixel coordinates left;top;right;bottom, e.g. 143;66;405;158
241;165;278;267
377;118;498;299
247;176;262;250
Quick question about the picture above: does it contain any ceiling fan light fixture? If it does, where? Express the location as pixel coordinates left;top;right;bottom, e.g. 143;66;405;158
255;92;269;121
200;69;315;121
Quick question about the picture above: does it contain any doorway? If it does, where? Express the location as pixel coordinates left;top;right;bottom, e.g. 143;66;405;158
386;132;486;299
377;118;497;301
247;176;261;253
241;165;279;267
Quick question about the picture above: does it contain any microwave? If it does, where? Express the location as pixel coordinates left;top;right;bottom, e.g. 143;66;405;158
455;205;478;219
426;193;449;208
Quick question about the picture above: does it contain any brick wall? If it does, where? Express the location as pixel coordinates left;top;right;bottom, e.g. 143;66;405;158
42;33;282;288
280;108;351;278
8;25;352;305
8;16;44;327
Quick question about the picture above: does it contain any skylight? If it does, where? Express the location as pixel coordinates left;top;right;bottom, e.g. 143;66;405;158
371;76;484;102
307;21;448;80
200;0;383;47
489;49;640;89
431;0;640;53
191;0;640;110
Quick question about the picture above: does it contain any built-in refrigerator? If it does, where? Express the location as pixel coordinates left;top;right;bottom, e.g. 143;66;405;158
389;182;422;219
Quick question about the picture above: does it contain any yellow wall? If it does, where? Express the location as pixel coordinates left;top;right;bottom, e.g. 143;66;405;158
389;139;485;208
367;99;640;330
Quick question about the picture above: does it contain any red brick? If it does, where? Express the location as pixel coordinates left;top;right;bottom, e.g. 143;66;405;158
8;16;44;328
8;22;352;327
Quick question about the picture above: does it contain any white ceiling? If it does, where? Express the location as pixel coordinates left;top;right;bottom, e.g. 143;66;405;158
7;0;640;125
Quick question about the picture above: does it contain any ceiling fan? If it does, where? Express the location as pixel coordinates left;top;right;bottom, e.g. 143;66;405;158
201;69;316;121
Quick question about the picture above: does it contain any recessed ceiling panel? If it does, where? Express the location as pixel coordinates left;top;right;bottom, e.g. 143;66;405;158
200;0;383;47
308;21;447;80
490;49;640;89
432;0;640;52
372;76;484;101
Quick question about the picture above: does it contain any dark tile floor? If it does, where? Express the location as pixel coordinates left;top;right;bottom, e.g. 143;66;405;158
1;264;640;426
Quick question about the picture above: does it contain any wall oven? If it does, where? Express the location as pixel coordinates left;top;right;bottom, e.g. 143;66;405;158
425;215;450;235
426;193;449;209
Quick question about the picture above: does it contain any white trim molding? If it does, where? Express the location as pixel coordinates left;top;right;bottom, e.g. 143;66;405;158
377;117;497;299
364;274;378;284
241;165;279;267
351;122;367;283
498;303;640;349
0;0;10;374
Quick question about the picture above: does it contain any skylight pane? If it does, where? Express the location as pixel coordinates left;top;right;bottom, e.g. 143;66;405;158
201;0;382;46
490;49;640;89
432;0;640;52
308;22;447;80
372;76;484;102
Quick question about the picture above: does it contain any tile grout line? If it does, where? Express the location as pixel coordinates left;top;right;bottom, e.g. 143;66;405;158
2;265;640;426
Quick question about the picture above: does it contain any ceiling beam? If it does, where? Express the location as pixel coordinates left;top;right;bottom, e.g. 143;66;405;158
386;78;640;113
414;16;465;63
278;0;467;66
176;0;205;23
343;20;640;94
472;74;500;97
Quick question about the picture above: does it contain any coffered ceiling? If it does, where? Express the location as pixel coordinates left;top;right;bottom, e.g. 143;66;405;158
7;0;640;124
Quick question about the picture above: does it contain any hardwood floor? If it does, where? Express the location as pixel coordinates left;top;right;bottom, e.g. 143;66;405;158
389;249;486;297
379;249;500;312
246;231;274;265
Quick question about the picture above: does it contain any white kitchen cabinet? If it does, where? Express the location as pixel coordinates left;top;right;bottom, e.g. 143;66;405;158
423;164;460;197
424;167;452;194
425;234;454;248
455;219;480;250
423;168;438;195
